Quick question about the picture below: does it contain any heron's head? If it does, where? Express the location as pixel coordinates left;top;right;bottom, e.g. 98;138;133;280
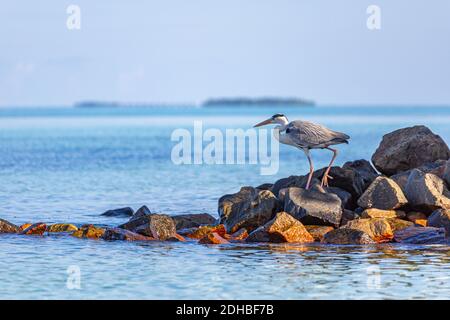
254;114;289;127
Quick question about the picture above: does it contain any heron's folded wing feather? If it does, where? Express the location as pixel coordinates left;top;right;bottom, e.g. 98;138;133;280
287;121;349;147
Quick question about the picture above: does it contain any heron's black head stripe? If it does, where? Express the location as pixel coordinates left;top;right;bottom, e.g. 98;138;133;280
272;113;285;119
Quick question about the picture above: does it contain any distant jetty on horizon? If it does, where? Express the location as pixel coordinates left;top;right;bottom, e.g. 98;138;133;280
74;97;315;108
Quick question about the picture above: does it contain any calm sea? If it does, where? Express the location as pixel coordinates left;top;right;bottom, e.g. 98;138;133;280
0;105;449;299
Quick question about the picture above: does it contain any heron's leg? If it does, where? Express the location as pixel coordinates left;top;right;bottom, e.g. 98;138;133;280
321;147;338;188
303;149;314;190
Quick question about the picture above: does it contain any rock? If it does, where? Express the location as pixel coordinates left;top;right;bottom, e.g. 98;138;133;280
390;171;410;194
312;166;368;199
167;234;186;242
284;187;342;227
343;159;379;190
226;228;249;241
372;125;450;176
305;225;334;242
19;223;32;232
361;208;406;219
443;160;450;186
130;205;152;221
47;223;78;232
271;175;304;198
343;218;394;243
427;209;450;236
246;212;314;243
406;212;428;227
172;213;216;230
340;209;359;226
119;214;177;240
71;225;105;239
386;218;414;232
322;229;375;245
0;218;19;233
19;223;47;235
184;224;226;239
198;232;230;244
256;183;273;191
326;187;352;209
404;169;450;212
394;226;446;244
101;207;134;217
218;187;279;233
357;176;407;210
102;228;155;241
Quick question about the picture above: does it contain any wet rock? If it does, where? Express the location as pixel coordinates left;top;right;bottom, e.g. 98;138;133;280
427;209;450;236
167;234;186;242
372;125;450;176
184;224;226;239
71;225;105;239
226;228;249;241
119;214;177;240
357;177;407;210
322;229;375;245
361;208;406;219
326;187;352;209
343;218;394;243
19;223;32;232
305;225;334;242
340;209;359;226
406;212;428;227
246;212;314;243
284;187;342;227
47;223;78;232
0;218;19;233
102;228;155;241
172;213;216;230
101;207;134;217
198;232;230;244
130;205;152;221
386;218;414;232
394;226;446;244
343;159;379;190
218;187;279;233
19;223;47;235
404;169;450;212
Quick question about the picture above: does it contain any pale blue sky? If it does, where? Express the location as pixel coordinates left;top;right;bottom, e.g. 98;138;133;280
1;0;449;106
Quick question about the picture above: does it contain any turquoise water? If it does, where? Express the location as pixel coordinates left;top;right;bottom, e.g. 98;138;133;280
0;105;449;299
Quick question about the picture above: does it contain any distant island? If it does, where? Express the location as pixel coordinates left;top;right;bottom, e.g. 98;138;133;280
202;97;315;107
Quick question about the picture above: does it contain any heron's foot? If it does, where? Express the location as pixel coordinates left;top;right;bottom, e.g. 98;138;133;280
320;174;333;188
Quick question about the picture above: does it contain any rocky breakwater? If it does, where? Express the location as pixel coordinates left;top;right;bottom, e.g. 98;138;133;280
1;125;449;247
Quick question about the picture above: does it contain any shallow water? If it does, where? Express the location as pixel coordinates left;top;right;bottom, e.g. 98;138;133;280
0;105;449;299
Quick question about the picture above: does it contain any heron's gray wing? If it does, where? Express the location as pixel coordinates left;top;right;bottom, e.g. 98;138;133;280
286;120;349;147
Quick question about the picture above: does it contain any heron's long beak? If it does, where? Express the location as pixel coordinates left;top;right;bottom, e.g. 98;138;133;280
253;118;273;127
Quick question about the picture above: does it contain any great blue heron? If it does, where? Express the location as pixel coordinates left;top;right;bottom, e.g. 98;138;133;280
254;114;350;190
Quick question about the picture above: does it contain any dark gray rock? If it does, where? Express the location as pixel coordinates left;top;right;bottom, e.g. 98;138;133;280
172;213;216;230
326;187;352;209
372;125;450;176
218;187;279;233
270;175;304;198
322;228;375;244
393;226;447;244
118;214;177;240
255;183;273;191
343;159;379;189
0;218;19;233
284;187;342;227
427;209;450;237
101;207;134;217
340;209;359;227
102;228;154;241
312;166;368;199
357;176;407;210
404;169;450;212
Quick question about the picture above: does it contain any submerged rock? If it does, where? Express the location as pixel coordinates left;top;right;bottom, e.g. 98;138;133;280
172;213;216;230
218;187;279;233
284;187;342;227
47;223;78;232
372;125;450;176
0;218;19;233
184;224;226;239
71;225;105;239
343;218;394;243
394;226;446;244
427;209;450;236
101;207;134;217
404;169;450;212
305;225;334;242
357;177;407;210
198;232;230;244
361;208;405;219
119;214;177;240
19;223;47;235
225;228;249;241
322;229;375;245
102;228;154;241
246;212;314;243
